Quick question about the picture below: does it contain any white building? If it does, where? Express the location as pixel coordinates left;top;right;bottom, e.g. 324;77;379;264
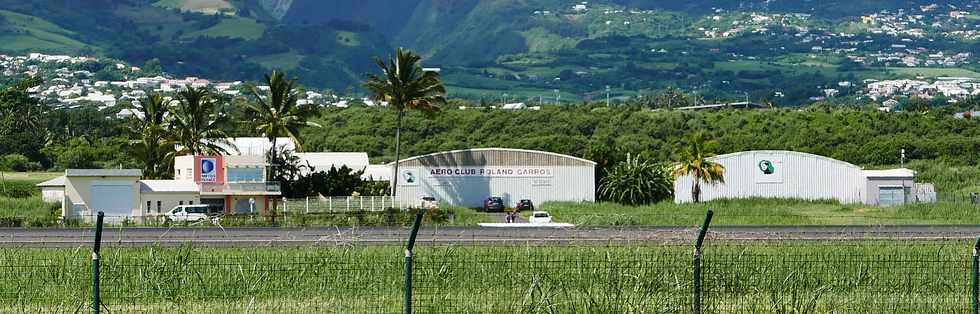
674;150;930;206
390;148;595;208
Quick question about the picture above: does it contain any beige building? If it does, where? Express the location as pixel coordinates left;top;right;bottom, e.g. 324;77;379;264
62;169;142;221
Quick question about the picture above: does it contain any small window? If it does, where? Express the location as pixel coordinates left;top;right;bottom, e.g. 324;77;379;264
179;201;184;205
146;201;151;211
189;201;193;205
156;201;162;213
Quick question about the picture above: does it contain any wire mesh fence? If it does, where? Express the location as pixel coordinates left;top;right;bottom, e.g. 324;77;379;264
0;241;977;313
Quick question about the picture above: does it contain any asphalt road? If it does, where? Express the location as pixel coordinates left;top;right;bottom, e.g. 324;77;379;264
3;224;980;247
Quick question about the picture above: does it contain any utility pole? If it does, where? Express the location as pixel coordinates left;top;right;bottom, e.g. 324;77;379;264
901;149;906;168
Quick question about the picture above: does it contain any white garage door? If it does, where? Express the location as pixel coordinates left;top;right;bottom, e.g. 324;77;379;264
90;182;135;218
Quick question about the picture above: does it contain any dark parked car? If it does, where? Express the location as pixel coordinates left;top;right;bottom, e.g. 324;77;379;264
483;197;505;212
516;199;534;212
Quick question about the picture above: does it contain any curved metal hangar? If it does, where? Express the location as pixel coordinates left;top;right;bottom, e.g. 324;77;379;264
391;148;596;208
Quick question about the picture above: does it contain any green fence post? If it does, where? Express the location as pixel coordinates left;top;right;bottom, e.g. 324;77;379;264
693;210;713;314
973;237;979;314
404;212;424;314
91;212;104;314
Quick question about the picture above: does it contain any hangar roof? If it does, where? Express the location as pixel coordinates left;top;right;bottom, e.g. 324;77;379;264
36;176;65;187
393;148;596;167
709;150;861;169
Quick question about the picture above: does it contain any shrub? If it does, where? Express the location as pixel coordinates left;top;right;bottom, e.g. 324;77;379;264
0;154;42;172
598;153;674;205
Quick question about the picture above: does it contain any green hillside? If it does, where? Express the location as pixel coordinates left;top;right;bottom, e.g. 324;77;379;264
0;0;978;104
183;16;266;40
0;10;92;53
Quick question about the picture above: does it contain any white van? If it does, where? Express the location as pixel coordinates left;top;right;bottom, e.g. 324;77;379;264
166;205;211;223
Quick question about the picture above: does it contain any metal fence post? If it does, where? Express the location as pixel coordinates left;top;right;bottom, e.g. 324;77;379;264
973;237;979;314
404;212;424;314
693;210;714;314
91;211;104;314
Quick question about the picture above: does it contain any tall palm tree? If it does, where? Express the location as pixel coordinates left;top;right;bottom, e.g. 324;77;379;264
128;94;175;179
672;131;726;203
363;48;446;199
246;70;321;179
170;85;231;156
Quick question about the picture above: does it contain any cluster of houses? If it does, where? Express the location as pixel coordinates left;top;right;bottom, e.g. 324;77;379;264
0;53;360;114
864;77;980;101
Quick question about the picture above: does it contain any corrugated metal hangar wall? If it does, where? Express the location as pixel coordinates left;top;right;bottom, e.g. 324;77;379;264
674;151;866;204
392;148;596;208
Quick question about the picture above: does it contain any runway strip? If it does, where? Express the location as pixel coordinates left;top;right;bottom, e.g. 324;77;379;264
2;225;980;247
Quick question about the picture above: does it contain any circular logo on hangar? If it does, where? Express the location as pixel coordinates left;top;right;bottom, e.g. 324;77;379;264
758;160;775;175
400;169;418;185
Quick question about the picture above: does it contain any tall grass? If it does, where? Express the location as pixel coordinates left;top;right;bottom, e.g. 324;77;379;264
0;241;972;313
539;198;980;226
0;196;59;227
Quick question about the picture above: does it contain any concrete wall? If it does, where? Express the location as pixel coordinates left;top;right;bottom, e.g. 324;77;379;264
64;176;141;218
674;151;866;204
174;156;195;180
40;187;63;204
140;192;201;215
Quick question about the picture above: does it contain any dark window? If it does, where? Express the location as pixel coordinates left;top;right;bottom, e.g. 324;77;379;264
189;201;193;205
146;201;151;211
179;201;184;206
156;201;161;213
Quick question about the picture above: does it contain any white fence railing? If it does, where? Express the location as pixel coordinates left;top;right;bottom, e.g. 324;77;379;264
282;196;400;213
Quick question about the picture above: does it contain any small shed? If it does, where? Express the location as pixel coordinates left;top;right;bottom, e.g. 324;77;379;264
36;176;65;204
863;168;915;207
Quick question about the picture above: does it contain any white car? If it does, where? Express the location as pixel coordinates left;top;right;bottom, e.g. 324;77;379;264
166;205;211;223
421;196;439;210
528;211;552;224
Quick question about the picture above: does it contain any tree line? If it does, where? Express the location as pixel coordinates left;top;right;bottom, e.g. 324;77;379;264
4;48;980;204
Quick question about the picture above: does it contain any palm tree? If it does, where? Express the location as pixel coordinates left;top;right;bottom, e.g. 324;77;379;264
246;70;321;179
363;48;446;199
672;131;726;203
128;94;175;179
170;85;231;156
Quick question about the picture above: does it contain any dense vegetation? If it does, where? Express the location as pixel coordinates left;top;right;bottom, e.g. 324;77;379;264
303;104;980;170
2;0;979;102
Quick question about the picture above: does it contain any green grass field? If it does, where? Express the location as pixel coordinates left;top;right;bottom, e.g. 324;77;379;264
538;198;980;226
0;241;970;313
153;0;233;14
183;16;265;40
0;10;92;53
1;171;61;183
252;52;305;71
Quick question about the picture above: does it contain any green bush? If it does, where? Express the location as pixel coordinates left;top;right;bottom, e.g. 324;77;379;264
0;154;42;171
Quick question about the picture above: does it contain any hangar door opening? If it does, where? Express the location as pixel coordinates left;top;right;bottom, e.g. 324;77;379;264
878;186;907;207
90;182;135;218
